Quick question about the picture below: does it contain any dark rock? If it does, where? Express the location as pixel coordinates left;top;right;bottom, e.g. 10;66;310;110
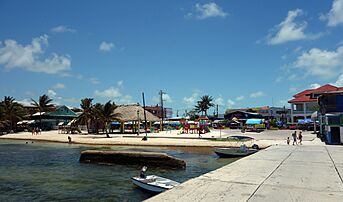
80;150;186;169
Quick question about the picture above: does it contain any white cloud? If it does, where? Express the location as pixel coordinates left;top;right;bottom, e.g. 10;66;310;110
288;74;298;80
152;93;173;103
0;35;71;74
16;98;34;107
292;45;343;79
51;25;76;33
47;89;57;97
310;83;321;89
250;91;265;98
227;99;235;107
278;99;290;107
94;87;122;98
332;74;343;86
267;9;320;45
63;97;79;104
187;2;228;20
117;80;124;88
99;41;115;52
214;95;224;106
52;83;66;89
89;78;100;84
163;94;173;103
236;96;245;101
93;81;133;104
119;95;133;104
183;92;199;105
321;0;343;27
76;74;83;80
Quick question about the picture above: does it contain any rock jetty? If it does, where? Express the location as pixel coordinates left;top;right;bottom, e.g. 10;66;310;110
80;150;186;169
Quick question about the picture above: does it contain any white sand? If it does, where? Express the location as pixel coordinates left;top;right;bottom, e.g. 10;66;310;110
0;129;319;148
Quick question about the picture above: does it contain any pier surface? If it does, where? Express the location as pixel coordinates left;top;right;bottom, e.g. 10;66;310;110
147;142;343;202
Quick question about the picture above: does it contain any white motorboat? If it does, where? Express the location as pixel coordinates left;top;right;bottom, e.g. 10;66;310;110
131;166;180;193
214;145;258;158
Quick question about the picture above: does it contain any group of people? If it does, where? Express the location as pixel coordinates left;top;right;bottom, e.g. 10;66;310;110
31;127;41;135
287;131;303;145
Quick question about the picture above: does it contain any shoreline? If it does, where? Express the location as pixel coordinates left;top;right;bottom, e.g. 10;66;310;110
0;129;317;149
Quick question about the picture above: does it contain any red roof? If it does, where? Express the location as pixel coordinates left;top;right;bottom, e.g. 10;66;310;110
288;84;343;103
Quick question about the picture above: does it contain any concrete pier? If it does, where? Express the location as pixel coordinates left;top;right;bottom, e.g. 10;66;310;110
147;144;343;201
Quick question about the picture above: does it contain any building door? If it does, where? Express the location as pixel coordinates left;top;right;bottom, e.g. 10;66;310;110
331;127;340;144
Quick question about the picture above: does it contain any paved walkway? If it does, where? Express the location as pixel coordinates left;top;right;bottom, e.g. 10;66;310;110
147;142;343;202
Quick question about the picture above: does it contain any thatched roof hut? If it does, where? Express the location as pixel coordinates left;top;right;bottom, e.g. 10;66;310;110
112;104;159;122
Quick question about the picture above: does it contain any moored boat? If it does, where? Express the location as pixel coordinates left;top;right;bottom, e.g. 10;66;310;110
131;166;180;193
214;146;258;158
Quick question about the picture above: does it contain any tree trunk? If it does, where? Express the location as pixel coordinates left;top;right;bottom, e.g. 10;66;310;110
86;118;89;134
39;110;42;131
10;117;13;132
106;122;111;138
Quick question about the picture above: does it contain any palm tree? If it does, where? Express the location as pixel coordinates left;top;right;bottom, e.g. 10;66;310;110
31;94;54;130
78;98;93;133
101;101;118;138
195;95;215;116
92;103;104;134
90;101;119;137
0;96;26;132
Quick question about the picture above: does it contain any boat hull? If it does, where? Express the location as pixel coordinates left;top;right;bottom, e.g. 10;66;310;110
131;177;167;193
214;148;258;158
131;175;179;193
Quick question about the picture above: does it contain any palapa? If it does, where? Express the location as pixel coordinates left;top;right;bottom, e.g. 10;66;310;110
112;104;159;122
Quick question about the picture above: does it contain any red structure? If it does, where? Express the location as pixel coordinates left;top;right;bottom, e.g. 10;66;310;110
288;84;343;123
145;105;172;119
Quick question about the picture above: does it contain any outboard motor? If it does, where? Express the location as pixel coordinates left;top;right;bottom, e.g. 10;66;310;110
140;166;147;178
252;144;260;150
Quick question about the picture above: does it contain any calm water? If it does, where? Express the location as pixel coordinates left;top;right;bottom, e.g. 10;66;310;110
0;140;237;201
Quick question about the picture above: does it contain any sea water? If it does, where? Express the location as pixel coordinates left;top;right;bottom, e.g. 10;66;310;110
0;140;237;201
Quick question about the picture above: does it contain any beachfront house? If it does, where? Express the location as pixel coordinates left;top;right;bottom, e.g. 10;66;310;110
20;105;78;130
317;91;343;144
288;84;343;124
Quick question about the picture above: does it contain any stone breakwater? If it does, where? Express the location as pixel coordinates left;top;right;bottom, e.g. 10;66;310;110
80;150;186;169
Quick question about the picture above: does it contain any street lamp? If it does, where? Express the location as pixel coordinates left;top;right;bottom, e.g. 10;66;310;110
137;110;140;136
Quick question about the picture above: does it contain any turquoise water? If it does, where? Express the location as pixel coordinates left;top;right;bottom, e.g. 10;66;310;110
0;140;237;201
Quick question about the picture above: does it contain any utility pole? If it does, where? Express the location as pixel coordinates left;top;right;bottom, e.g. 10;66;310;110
159;90;166;131
216;104;219;117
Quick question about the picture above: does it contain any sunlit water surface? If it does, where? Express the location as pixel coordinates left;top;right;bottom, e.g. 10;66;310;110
0;140;238;201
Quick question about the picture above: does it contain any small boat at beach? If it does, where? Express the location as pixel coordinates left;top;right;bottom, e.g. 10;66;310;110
214;145;258;158
131;166;180;193
228;135;254;141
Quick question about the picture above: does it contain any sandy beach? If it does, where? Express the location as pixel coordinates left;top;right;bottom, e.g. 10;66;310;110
0;129;318;148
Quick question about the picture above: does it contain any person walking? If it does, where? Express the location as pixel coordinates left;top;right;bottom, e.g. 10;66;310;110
298;131;303;145
292;131;297;145
287;137;290;145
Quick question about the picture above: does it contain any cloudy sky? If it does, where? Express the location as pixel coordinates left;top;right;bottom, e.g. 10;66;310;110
1;0;343;115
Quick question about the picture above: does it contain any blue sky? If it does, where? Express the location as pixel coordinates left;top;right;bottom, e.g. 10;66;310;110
1;0;343;115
